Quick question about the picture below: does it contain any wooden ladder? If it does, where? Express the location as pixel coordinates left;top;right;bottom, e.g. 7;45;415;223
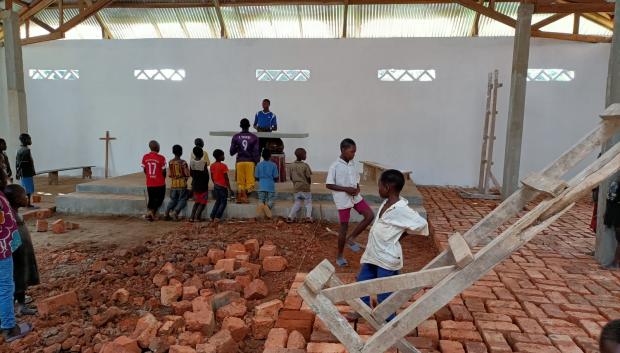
298;104;620;353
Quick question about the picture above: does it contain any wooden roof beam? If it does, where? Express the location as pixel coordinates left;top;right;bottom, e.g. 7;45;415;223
531;13;570;30
454;0;516;27
19;0;56;23
535;2;615;13
531;29;611;42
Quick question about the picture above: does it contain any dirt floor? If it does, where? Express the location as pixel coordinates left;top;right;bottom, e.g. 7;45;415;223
5;176;438;353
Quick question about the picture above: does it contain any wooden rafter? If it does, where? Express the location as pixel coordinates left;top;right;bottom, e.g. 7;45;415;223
19;0;56;23
213;0;227;38
342;0;348;37
57;0;114;33
84;0;113;38
454;0;516;27
535;2;615;13
31;15;54;32
582;12;614;31
531;12;570;30
469;0;484;36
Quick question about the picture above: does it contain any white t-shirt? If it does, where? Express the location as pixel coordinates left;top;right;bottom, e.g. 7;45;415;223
326;158;363;210
360;198;429;271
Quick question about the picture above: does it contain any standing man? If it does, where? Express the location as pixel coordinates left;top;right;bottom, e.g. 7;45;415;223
230;119;260;204
15;134;36;208
254;99;277;132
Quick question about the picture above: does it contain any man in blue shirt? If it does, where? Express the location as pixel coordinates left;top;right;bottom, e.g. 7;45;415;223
254;99;278;132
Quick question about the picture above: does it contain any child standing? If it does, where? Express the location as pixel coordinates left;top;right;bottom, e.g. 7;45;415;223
141;140;167;221
255;149;279;220
165;145;190;221
0;169;32;341
348;170;428;321
326;138;374;267
192;138;211;166
3;184;39;316
230;118;259;203
15;134;36;208
190;147;209;222
0;139;12;183
287;148;313;222
210;149;233;222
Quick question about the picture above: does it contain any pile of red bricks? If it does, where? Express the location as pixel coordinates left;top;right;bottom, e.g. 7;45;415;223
97;239;289;353
265;187;619;353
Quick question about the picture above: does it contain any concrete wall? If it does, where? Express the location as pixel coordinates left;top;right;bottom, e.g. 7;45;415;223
9;38;610;186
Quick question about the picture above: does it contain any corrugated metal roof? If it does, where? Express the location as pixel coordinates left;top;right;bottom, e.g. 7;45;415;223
18;3;612;40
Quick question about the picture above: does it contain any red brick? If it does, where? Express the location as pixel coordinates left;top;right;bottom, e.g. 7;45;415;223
265;328;289;349
464;341;488;353
132;313;162;348
207;329;237;353
252;316;275;339
283;294;303;311
545;291;569;304
37;290;79;317
506;332;552;346
462;289;497;300
540;304;569;320
492;287;516;301
439;329;482;343
559;303;599;314
183;310;215;336
244;239;260;257
574;336;599;353
259;244;277;259
439;340;465;353
275;310;315;340
548;334;583;353
161;285;182;306
182;286;199;301
263;256;288;272
306;342;347;353
195;343;216;353
577;319;601;339
215;259;236;274
36;219;48;232
169;346;197;353
221;316;248;342
513;343;561;353
435;305;454;322
566;311;605;323
286;330;306;349
191;296;212;313
240;261;261;278
112;336;141;353
216;299;247;320
514;317;545;334
475;321;520;334
244;278;269;300
225;243;247;258
472;312;512;322
158;315;185;335
480;330;511;353
207;248;225;264
440;321;476;330
449;304;473;321
51;219;66;234
464;298;486;313
417;319;439;344
405;336;435;349
255;299;283;319
487;306;527;318
215;279;242;293
521;301;548;319
211;291;240;310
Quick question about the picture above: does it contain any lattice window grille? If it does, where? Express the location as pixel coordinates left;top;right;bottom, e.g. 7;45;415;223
134;69;186;81
527;69;575;82
29;69;80;80
378;69;436;82
256;69;310;82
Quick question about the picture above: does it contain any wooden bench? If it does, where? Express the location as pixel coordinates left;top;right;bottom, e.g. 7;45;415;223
360;161;412;183
36;166;95;185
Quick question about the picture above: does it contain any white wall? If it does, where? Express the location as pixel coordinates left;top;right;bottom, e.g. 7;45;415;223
12;38;610;186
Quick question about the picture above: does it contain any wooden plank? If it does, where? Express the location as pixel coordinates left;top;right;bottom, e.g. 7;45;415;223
582;13;613;31
362;202;575;353
448;233;473;268
600;103;620;120
453;0;516;27
304;259;335;294
213;0;228;38
30;16;55;32
298;283;365;353
21;31;62;45
531;13;570;31
57;0;114;33
19;0;56;22
535;2;615;13
483;70;501;194
531;30;611;43
371;119;620;322
321;266;454;303
326;275;422;353
477;73;493;192
521;172;567;196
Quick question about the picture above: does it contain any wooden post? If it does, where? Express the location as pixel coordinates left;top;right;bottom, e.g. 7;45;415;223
596;0;620;266
99;131;116;178
484;70;501;193
501;2;533;198
477;73;493;193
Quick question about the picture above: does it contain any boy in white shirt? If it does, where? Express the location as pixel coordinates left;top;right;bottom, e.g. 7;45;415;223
349;169;429;321
326;138;375;267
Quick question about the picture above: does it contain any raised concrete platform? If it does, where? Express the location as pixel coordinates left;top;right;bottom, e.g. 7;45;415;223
57;171;426;222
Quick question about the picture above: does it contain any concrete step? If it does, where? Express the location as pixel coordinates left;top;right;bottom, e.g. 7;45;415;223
75;183;424;206
56;192;426;222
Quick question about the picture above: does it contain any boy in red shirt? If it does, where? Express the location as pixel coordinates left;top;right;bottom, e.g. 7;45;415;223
210;149;233;222
141;140;167;221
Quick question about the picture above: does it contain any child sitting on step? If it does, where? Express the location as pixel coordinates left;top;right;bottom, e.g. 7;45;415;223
165;144;190;221
347;169;428;322
255;149;279;220
287;148;313;222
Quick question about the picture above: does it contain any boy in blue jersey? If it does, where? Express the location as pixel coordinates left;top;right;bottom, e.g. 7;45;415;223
254;99;278;132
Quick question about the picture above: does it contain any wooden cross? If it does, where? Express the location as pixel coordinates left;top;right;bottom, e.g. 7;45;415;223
99;130;116;178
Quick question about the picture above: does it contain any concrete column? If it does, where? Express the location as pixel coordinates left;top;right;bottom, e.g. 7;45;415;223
501;2;533;198
595;0;620;266
0;10;28;175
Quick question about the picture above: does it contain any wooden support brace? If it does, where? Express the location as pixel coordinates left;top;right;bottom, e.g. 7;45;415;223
448;232;474;268
304;259;335;294
321;266;454;303
521;172;567;197
298;283;365;353
600;103;620;121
